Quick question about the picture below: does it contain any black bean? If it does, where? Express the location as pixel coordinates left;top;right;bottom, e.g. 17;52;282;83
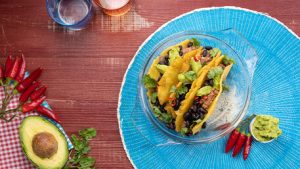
187;42;194;47
184;110;192;121
190;105;197;112
209;79;214;86
178;94;185;102
154;98;160;107
185;84;191;89
202;122;207;129
178;45;183;50
167;122;175;129
200;107;208;114
186;131;193;136
185;121;190;127
179;51;183;56
203;50;208;57
204;46;213;50
199;112;204;120
192;113;200;120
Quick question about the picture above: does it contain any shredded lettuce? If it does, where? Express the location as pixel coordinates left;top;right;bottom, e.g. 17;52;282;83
184;71;197;82
178;71;197;84
207;66;223;79
142;74;157;88
150;92;158;103
209;48;221;57
180;127;189;135
170;85;188;98
191;38;200;47
152;106;172;123
222;54;235;65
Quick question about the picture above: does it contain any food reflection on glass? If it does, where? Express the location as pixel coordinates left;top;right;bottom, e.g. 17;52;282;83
142;38;235;136
94;0;132;16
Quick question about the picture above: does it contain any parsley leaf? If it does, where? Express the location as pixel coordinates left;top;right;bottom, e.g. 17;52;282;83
79;128;97;140
192;38;200;47
64;128;97;169
142;74;157;89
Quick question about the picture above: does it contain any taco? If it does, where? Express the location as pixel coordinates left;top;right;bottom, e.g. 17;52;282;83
175;55;235;135
142;38;234;135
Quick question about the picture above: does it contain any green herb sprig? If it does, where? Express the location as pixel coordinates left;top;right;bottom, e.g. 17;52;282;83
64;128;97;169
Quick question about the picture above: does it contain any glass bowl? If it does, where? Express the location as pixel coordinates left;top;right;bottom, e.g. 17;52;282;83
136;30;254;144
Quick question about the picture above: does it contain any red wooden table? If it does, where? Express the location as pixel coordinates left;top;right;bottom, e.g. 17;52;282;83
0;0;299;168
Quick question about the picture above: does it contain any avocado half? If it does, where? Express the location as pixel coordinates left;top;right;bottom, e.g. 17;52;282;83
19;116;69;169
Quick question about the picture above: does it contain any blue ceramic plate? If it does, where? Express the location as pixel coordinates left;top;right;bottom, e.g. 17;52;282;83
118;7;300;169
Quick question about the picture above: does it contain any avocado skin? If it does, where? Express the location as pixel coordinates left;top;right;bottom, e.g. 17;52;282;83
19;116;69;169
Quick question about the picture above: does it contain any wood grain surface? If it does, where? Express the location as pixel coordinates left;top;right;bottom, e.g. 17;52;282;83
0;0;299;168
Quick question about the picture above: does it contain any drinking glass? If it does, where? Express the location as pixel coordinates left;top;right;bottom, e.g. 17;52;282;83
46;0;93;30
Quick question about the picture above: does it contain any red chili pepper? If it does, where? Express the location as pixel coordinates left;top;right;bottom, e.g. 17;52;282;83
36;106;60;123
225;128;240;153
15;54;26;82
15;67;43;93
30;86;47;101
232;131;247;157
4;54;14;78
19;81;40;103
193;55;200;62
8;56;22;79
21;96;45;113
168;97;176;106
243;133;252;160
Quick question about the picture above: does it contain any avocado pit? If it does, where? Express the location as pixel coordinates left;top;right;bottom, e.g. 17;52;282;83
32;132;58;158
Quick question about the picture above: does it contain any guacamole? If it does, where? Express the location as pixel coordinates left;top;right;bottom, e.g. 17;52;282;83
252;115;282;142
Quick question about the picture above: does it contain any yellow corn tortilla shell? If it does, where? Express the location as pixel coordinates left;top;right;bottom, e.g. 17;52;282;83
147;39;193;81
148;58;161;81
192;63;233;134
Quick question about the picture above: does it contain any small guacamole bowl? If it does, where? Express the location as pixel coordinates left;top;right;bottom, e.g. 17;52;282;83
250;115;281;143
